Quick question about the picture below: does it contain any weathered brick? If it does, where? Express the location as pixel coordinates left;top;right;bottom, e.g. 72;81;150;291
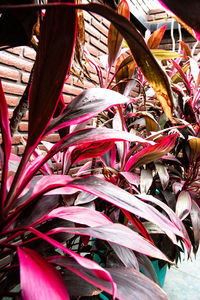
102;18;110;29
2;81;26;96
0;65;19;81
6;47;21;55
18;122;28;132
63;84;83;96
97;24;108;38
22;111;29;121
86;44;99;58
21;72;30;84
74;77;94;89
62;93;72;104
91;37;107;54
90;13;103;23
85;23;101;40
8;109;13;119
0;52;33;72
23;47;36;61
11;146;17;154
91;18;104;33
43;134;60;143
17;145;25;155
5;95;19;107
64;76;73;85
0;134;27;145
148;8;166;15
83;11;92;23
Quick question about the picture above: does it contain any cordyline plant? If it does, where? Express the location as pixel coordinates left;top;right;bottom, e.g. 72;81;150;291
0;0;199;299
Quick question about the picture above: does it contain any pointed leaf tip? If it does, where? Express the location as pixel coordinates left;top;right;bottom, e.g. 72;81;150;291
18;247;69;300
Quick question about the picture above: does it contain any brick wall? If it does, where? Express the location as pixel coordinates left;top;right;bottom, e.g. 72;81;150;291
160;31;200;56
0;11;110;155
1;7;199;156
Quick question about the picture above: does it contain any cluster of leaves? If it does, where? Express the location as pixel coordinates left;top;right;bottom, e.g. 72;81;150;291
0;0;200;299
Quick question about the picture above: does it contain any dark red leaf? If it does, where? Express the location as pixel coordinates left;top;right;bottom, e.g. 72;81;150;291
27;0;77;151
65;176;188;244
50;256;168;300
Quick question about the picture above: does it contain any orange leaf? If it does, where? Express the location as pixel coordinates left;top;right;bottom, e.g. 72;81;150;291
179;41;192;57
147;25;166;49
107;0;130;69
115;54;136;94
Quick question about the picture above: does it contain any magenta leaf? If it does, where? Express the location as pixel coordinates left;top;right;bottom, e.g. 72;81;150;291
26;227;117;297
18;247;70;300
45;88;130;135
171;59;191;95
0;79;12;211
6;128;151;211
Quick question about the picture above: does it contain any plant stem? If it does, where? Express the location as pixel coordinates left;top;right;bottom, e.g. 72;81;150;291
9;65;34;136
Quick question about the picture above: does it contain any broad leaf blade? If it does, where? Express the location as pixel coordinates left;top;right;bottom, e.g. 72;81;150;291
65;176;188;243
46;88;130;135
18;247;69;300
152;49;182;60
50;223;171;261
50;257;168;300
26;227;117;297
27;0;77;150
48;206;112;227
190;200;200;254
